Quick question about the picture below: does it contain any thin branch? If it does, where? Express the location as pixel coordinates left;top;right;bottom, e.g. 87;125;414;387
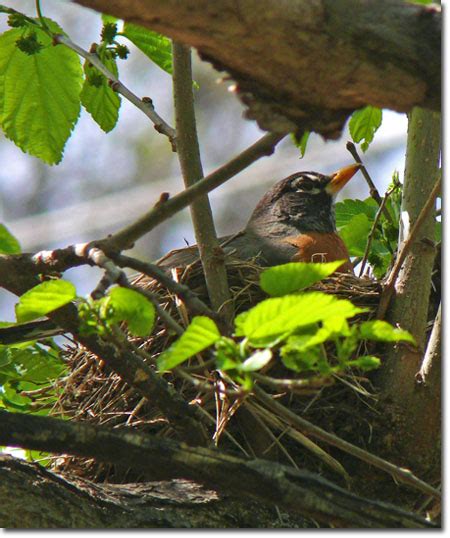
0;410;436;528
253;385;440;500
53;34;177;150
346;141;395;226
358;184;396;277
172;42;232;321
377;175;441;319
104;132;285;251
417;303;441;386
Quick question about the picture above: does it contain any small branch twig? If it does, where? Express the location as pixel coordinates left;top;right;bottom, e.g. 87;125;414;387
346;141;395;226
253;385;440;500
358;184;396;277
53;34;177;150
377;176;441;319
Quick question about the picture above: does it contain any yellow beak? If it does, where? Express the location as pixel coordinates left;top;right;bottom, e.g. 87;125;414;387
326;163;362;195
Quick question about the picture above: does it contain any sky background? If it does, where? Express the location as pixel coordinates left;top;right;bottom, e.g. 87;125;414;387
0;0;409;321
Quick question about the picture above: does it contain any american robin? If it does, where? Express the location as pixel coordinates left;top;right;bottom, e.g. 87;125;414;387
158;163;360;272
0;163;360;344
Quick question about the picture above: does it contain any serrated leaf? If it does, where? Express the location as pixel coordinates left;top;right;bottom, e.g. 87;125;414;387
15;280;76;323
121;23;172;74
108;287;155;336
359;320;416;344
339;213;372;257
80;49;121;132
0;19;82;164
335;198;378;229
239;349;272;372
235;292;365;345
260;260;345;296
157;316;221;370
349;106;382;152
0;223;21;254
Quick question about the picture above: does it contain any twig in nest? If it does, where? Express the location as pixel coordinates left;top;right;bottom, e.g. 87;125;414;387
253;385;440;500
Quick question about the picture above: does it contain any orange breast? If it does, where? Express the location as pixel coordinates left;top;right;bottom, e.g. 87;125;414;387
284;233;353;273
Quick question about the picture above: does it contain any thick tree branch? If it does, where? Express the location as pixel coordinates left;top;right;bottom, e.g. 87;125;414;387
0;455;290;528
73;0;440;137
0;412;436;528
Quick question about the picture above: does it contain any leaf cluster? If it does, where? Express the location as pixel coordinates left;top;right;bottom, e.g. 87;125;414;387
0;5;174;163
157;262;415;388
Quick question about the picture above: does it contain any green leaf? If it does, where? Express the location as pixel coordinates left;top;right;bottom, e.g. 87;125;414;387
235;292;365;345
0;19;82;164
335;198;378;229
260;260;345;296
239;349;272;372
291;131;310;158
121;23;172;74
349;106;382;152
80;48;121;132
157;316;221;370
108;287;155;336
339;213;372;257
15;280;76;323
0;223;21;254
359;320;416;344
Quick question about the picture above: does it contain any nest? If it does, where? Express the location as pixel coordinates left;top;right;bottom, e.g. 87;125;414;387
52;258;382;483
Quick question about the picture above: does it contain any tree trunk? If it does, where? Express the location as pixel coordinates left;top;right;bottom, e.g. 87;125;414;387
376;108;441;474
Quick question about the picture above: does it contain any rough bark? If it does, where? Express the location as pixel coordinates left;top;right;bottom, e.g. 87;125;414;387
0;455;300;528
376;108;441;473
0;413;436;528
73;0;440;137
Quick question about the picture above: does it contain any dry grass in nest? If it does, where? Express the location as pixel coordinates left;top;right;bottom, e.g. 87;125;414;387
52;258;382;482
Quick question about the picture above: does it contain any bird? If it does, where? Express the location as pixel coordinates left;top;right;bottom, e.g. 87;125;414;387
0;163;360;345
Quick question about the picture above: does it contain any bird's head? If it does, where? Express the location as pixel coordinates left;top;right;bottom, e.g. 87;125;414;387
246;164;361;235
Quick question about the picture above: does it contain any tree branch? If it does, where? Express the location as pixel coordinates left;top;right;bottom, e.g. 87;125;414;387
172;42;232;322
104;132;285;251
73;0;440;137
0;411;436;528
